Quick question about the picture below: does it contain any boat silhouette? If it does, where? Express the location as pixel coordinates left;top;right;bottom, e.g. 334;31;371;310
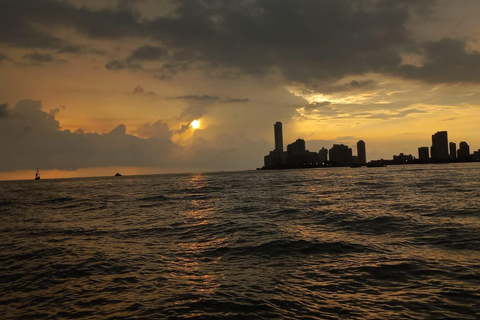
35;167;41;180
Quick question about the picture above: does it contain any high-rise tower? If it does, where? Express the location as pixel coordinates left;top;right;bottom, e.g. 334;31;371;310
431;131;448;160
357;140;366;165
449;142;456;159
458;141;470;159
274;122;283;154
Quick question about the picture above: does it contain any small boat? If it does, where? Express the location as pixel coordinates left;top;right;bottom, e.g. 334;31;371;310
35;167;41;180
114;173;122;177
350;163;362;168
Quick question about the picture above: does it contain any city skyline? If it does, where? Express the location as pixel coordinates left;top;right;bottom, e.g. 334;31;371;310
263;122;479;169
1;0;480;180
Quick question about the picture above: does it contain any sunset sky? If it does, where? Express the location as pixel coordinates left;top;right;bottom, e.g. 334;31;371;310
1;0;480;180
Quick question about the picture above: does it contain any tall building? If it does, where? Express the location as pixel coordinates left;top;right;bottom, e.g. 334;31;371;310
458;141;470;159
264;121;286;168
329;144;352;166
286;139;319;167
418;147;429;161
449;142;456;160
357;140;366;165
431;131;448;160
319;147;328;164
287;139;306;156
274;122;283;154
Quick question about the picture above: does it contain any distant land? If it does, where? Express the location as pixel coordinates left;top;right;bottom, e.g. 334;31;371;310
261;122;480;170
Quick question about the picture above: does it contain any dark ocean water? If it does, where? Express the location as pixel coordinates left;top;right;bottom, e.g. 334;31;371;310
1;164;480;319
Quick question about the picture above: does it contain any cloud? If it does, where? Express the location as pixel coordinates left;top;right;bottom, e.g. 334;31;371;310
173;123;191;134
0;100;176;171
131;85;155;95
365;108;427;120
23;52;66;64
5;0;480;85
0;99;273;172
135;0;429;84
175;95;221;101
225;98;249;103
301;101;339;117
318;80;376;94
105;60;126;70
395;38;480;83
132;120;172;139
126;45;166;62
0;0;115;53
175;95;249;103
0;53;10;63
174;94;251;121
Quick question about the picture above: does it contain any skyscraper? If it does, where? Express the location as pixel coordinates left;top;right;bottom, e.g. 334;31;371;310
274;122;283;154
319;147;328;164
418;147;429;161
329;144;353;166
449;142;456;160
458;141;470;159
357;140;366;165
431;131;449;160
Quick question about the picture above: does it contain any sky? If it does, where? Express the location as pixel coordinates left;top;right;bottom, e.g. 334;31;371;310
1;0;480;180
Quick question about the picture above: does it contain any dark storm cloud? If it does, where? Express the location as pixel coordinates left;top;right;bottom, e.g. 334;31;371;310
105;60;126;70
139;0;423;83
395;38;480;83
3;0;480;84
0;0;140;52
318;80;376;94
23;52;64;63
126;45;166;62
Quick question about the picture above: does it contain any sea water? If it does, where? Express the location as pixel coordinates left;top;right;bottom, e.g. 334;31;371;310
1;164;479;319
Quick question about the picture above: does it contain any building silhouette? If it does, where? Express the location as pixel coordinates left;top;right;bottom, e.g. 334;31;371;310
287;139;306;166
418;147;429;161
286;139;321;166
264;122;319;168
264;122;287;168
329;144;353;166
449;142;456;160
262;123;477;170
473;150;480;160
431;131;449;161
393;153;413;163
357;140;366;165
458;141;470;160
274;122;283;155
319;147;328;164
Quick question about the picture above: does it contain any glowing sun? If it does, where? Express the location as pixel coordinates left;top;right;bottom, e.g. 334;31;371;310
190;119;200;129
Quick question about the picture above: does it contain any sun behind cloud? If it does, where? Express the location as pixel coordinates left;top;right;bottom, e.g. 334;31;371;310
190;119;200;129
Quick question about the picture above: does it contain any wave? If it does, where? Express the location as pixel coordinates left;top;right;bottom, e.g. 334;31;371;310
202;239;369;258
